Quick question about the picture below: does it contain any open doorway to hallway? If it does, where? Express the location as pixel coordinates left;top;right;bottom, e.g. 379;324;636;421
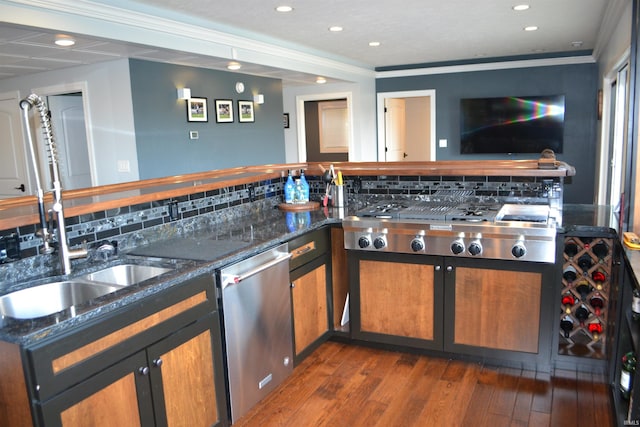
377;90;436;161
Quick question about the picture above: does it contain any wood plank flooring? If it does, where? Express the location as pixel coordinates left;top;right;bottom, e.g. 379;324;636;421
233;341;614;427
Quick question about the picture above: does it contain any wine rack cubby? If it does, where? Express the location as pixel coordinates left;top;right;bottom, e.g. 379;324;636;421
558;236;613;359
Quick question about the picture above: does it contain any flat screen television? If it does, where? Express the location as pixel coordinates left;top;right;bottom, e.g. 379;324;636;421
460;95;565;154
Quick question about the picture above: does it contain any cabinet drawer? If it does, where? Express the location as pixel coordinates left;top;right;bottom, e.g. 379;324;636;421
26;273;217;401
288;228;329;271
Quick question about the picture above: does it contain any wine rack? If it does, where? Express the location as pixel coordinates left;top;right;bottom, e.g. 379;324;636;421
558;236;613;358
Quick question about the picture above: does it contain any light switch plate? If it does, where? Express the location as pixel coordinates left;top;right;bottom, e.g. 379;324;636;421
438;139;448;148
190;131;199;140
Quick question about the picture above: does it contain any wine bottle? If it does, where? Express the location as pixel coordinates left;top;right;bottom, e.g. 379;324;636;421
564;240;579;258
561;292;576;314
587;320;603;341
575;281;592;301
575;305;590;326
577;254;593;271
589;293;605;316
591;269;606;290
592;241;609;259
620;351;637;400
633;288;640;321
560;316;574;338
562;265;577;282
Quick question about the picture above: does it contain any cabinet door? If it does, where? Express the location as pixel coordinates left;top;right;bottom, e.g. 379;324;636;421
292;263;329;357
148;314;227;427
350;253;443;350
39;351;153;427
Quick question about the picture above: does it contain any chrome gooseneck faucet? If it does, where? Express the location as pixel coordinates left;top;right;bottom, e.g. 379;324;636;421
19;93;87;274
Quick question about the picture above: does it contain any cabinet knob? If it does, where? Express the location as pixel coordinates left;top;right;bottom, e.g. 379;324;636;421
290;282;295;288
446;266;453;272
435;265;441;271
138;366;150;376
153;358;163;368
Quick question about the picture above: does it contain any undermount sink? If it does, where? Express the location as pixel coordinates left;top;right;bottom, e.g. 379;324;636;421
80;264;173;287
0;281;120;319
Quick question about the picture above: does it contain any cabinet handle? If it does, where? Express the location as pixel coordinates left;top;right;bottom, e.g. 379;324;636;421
446;266;453;272
291;282;295;288
153;358;163;368
435;265;441;271
138;366;150;376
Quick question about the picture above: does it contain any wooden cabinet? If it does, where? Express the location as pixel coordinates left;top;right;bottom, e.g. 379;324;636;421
288;228;331;363
349;251;555;369
0;273;228;427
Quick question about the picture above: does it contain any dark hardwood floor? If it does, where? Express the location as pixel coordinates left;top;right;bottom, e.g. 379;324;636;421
233;341;614;427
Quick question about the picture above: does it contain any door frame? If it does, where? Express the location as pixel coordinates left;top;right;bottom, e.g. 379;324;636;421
295;91;353;162
377;90;436;161
31;81;97;189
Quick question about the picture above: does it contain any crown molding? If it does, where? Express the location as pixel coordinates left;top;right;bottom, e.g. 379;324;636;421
376;55;596;79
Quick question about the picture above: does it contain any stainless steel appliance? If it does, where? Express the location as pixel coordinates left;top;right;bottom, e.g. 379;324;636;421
343;199;557;263
219;243;293;423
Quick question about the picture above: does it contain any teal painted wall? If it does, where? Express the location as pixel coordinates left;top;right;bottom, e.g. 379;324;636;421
129;59;285;179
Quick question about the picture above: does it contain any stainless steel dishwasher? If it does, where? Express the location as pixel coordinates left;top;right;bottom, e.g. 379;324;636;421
219;243;293;423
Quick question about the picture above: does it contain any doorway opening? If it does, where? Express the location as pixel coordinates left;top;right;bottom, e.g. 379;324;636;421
296;92;353;162
31;82;95;191
377;90;436;161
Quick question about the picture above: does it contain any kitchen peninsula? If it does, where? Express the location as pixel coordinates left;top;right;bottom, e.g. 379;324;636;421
4;160;629;426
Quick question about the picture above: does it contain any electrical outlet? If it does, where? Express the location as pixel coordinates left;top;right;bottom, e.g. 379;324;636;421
439;139;448;148
189;131;199;140
117;160;130;172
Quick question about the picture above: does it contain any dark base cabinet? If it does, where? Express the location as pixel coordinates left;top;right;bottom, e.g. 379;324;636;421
348;251;557;371
18;273;228;427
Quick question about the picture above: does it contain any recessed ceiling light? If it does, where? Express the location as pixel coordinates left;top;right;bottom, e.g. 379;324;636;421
524;26;538;32
316;77;327;84
227;61;241;70
369;41;381;47
54;34;76;47
329;26;343;32
512;4;530;11
275;5;293;13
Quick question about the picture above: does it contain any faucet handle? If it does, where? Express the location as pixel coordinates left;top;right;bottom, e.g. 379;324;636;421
95;240;117;260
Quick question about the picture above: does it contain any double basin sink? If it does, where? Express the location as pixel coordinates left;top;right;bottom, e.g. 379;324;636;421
0;264;174;319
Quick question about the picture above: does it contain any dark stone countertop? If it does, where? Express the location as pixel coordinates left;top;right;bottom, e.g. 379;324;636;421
0;203;354;347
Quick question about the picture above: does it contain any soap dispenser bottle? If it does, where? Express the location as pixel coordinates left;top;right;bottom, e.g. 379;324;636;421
300;170;310;202
284;171;295;203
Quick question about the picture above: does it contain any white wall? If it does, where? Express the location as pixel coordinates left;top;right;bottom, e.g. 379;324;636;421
283;79;377;163
0;59;139;186
597;1;632;82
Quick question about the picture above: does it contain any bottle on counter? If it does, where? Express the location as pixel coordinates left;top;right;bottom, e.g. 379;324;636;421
562;265;577;282
632;288;640;321
620;351;637;400
560;315;574;338
294;179;303;203
284;171;295;204
299;170;310;202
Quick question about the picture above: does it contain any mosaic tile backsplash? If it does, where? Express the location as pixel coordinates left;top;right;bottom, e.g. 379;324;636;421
0;173;562;274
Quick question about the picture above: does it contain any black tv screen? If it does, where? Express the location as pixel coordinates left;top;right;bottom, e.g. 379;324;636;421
460;95;565;154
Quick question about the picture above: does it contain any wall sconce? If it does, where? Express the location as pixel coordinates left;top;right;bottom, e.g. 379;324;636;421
253;94;264;104
177;88;191;100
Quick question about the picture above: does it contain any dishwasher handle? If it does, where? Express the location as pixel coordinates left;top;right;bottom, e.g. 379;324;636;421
223;253;292;287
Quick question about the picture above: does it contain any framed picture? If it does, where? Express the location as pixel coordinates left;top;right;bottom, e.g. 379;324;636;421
283;113;290;128
215;99;234;123
187;97;208;122
238;100;255;123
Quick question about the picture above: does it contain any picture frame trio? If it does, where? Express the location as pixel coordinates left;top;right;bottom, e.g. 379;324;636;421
187;97;255;123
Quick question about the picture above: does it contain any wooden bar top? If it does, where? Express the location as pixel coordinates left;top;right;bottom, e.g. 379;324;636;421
0;160;575;230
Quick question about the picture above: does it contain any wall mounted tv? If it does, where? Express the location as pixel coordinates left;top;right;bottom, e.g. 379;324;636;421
460;95;565;154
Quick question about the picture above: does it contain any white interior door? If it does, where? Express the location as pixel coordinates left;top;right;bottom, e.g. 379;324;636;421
46;94;92;190
0;92;30;198
384;98;407;161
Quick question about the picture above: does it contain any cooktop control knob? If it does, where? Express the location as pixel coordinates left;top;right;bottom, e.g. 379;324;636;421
468;241;482;256
451;240;465;255
410;237;425;252
358;236;371;249
512;242;527;258
373;236;387;249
